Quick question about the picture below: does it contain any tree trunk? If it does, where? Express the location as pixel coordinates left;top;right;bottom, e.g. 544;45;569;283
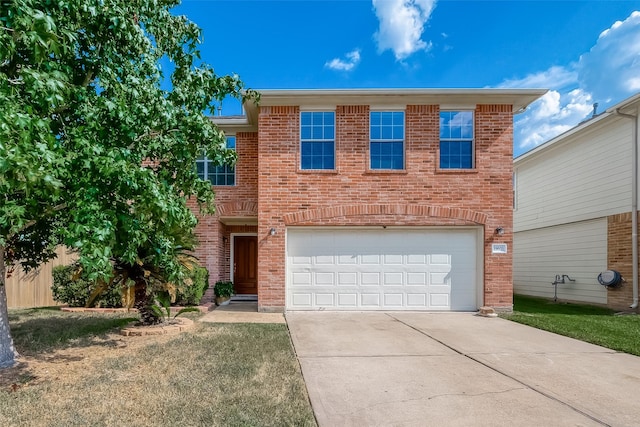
0;245;19;368
133;278;160;325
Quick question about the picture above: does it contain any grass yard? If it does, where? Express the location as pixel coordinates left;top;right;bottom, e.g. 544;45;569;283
0;308;316;427
503;294;640;356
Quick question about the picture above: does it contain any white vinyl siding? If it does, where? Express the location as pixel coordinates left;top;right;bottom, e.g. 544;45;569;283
514;117;632;232
513;219;607;304
286;228;480;311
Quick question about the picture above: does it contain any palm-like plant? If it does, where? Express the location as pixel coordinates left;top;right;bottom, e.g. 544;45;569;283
87;234;202;325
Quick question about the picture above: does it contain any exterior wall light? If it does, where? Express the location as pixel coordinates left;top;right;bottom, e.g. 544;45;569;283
270;227;276;236
495;227;505;236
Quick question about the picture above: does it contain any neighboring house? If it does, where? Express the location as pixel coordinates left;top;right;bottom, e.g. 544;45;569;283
513;93;640;311
192;88;545;312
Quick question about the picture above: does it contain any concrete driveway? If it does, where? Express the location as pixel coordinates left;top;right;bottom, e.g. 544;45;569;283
287;312;640;427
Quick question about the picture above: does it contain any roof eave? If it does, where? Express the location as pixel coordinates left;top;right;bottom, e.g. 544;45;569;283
210;116;257;133
245;88;547;114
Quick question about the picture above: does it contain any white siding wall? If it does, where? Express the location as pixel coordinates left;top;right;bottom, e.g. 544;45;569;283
513;218;607;304
514;116;632;232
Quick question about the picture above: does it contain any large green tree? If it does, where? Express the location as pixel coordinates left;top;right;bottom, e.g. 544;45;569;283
0;0;256;368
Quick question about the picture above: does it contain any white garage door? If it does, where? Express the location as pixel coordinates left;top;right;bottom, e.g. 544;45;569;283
286;228;480;311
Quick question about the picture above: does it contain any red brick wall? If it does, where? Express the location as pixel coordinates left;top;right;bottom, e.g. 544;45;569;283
190;131;259;301
607;212;639;311
257;104;514;311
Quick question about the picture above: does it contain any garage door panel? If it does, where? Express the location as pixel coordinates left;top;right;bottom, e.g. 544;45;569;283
316;255;334;264
338;255;357;265
338;293;357;307
360;293;380;306
292;255;312;265
292;293;312;307
383;272;403;286
292;272;312;285
384;293;403;306
407;272;427;285
287;229;478;311
430;272;451;285
407;254;427;264
430;293;450;309
315;293;334;306
315;272;335;285
384;254;403;264
337;272;357;285
407;293;427;306
361;254;380;264
361;272;380;286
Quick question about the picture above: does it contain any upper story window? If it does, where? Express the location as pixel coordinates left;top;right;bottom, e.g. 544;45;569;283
300;111;335;170
370;111;404;170
196;136;236;186
440;111;474;169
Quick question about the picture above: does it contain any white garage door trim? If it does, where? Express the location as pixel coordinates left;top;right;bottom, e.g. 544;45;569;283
286;227;483;311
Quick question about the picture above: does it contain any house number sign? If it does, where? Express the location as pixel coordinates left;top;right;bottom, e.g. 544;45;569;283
492;243;508;254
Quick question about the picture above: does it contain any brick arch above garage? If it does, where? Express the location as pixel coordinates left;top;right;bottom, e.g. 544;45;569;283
282;204;488;226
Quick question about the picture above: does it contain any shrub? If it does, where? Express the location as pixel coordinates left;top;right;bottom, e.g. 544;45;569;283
214;280;234;298
174;266;210;306
51;264;123;308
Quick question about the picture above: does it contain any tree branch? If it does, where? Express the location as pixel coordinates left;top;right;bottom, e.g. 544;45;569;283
6;203;67;241
82;69;94;88
135;129;179;142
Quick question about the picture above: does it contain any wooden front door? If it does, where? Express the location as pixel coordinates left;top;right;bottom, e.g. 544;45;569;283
233;236;258;294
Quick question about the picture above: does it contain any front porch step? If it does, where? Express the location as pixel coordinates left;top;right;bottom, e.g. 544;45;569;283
231;294;258;302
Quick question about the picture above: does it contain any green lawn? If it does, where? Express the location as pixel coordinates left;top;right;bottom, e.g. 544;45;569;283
503;294;640;356
1;308;316;427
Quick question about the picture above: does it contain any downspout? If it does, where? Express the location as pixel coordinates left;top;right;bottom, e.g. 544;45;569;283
615;108;639;309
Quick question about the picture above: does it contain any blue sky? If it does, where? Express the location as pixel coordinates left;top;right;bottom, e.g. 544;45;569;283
174;0;640;157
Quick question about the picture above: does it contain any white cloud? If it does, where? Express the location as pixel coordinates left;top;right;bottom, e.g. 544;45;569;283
577;11;640;104
515;89;593;150
506;11;640;155
372;0;437;61
325;49;361;72
500;66;578;90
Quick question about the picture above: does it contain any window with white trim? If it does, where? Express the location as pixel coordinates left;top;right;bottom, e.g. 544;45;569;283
196;136;236;186
300;111;335;170
370;111;404;170
440;111;474;169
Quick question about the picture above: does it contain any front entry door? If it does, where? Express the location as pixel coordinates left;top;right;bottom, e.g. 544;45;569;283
233;236;258;294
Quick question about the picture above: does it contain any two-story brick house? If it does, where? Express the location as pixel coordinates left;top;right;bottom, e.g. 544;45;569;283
192;89;545;313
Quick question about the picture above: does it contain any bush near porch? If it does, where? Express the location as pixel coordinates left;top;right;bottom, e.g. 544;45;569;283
51;264;210;308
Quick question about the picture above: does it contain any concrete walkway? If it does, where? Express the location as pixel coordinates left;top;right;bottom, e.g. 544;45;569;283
199;301;285;324
287;312;640;427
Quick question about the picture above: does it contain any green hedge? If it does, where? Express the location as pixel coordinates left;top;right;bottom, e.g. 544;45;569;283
175;266;209;306
51;263;122;308
52;263;209;308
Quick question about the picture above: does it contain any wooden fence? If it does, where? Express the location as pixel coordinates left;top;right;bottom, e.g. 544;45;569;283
5;247;77;308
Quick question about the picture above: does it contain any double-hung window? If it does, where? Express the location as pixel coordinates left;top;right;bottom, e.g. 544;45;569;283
370;111;404;170
440;111;474;169
196;136;236;186
300;111;335;170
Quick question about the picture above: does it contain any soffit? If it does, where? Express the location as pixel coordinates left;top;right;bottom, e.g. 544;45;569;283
244;88;547;118
219;216;258;226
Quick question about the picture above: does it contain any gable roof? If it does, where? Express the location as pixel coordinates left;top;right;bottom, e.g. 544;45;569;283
515;91;640;164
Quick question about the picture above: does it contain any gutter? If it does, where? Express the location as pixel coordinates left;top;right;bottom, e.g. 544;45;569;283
615;108;639;309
